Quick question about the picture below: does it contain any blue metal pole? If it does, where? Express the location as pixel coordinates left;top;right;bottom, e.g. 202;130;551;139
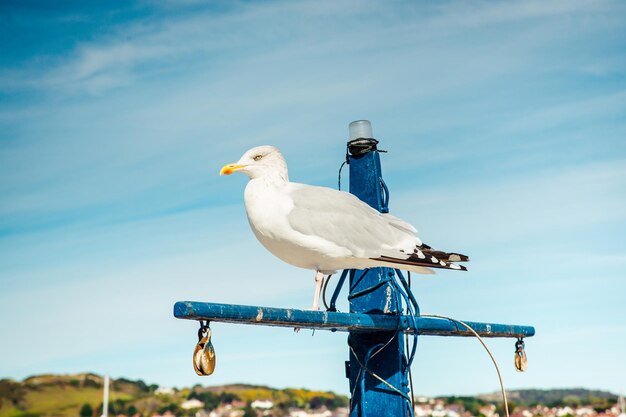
346;130;410;417
173;301;536;338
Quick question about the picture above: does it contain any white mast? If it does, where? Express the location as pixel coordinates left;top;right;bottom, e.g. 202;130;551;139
101;375;110;417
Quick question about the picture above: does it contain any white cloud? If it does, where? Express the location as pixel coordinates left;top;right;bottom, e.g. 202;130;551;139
391;159;626;246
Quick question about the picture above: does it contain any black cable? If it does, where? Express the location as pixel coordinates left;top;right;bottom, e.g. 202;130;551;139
347;138;380;156
338;161;347;191
322;274;332;310
406;271;415;414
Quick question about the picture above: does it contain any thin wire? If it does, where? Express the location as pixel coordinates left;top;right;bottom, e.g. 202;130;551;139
406;271;416;413
370;330;397;360
348;333;397;412
349;344;411;402
393;271;508;417
350;366;362;401
348;306;410;415
419;314;510;417
386;273;417;417
391;276;418;367
350;281;510;417
394;278;416;417
394;280;417;417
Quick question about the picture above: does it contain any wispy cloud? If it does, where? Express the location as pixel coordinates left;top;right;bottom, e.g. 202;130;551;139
1;0;622;96
1;0;625;396
392;158;626;245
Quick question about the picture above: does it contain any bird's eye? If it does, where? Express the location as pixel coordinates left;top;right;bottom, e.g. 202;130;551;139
253;154;263;161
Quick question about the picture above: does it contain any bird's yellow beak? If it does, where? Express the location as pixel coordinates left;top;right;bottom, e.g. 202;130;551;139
220;163;245;176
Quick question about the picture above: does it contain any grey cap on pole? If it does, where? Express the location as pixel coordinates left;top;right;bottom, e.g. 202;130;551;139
349;120;374;140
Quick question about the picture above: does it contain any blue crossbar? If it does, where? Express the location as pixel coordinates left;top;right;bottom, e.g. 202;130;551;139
174;301;535;338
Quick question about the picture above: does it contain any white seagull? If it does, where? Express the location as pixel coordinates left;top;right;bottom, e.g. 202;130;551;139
220;145;468;310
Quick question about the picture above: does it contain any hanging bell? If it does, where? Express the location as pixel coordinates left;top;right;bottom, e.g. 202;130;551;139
193;322;216;376
514;338;527;372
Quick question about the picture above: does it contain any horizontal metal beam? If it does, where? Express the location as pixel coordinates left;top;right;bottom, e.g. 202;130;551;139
174;301;535;338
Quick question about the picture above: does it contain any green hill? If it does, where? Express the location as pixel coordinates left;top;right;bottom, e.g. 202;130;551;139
0;374;143;417
478;388;618;408
1;373;620;417
0;373;348;417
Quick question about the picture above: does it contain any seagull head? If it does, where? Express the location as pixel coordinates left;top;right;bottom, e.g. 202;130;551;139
220;145;289;181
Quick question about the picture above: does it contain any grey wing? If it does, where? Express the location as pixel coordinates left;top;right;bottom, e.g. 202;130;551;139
286;184;420;258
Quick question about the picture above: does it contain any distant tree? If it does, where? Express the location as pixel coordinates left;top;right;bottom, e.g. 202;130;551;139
220;392;240;404
463;398;487;415
83;379;100;389
310;396;324;409
158;403;181;415
80;403;93;417
0;379;27;408
186;391;220;410
562;396;582;408
135;379;149;392
277;400;295;411
506;389;616;408
242;403;256;417
495;400;517;417
112;399;129;414
96;400;122;416
202;392;221;411
127;405;138;416
337;395;350;408
592;402;612;413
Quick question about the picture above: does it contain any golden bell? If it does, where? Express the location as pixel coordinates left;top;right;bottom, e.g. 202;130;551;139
193;328;216;376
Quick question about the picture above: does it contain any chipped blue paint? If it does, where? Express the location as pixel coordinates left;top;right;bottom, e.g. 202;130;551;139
173;301;535;338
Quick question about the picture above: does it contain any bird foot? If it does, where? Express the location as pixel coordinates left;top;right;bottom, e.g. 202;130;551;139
293;305;321;332
293;327;316;336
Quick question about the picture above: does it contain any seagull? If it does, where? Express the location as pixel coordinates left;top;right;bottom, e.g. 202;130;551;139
220;145;468;310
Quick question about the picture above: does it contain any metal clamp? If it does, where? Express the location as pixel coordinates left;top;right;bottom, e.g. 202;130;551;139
514;338;527;372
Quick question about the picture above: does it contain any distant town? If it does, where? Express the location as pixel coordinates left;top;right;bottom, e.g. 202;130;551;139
411;396;626;417
148;393;626;417
0;373;623;417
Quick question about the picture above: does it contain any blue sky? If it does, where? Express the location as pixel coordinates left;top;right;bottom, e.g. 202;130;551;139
1;0;625;397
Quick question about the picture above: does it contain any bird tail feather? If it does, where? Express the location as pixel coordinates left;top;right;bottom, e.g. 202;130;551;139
371;248;468;273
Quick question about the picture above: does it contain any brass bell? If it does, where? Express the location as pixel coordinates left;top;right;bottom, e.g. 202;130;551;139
514;338;527;372
193;323;216;376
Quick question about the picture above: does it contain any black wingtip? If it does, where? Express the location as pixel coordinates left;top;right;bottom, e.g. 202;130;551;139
372;255;468;272
417;245;470;263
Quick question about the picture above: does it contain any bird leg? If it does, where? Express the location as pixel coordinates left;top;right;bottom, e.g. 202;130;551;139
295;271;325;332
311;270;324;311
